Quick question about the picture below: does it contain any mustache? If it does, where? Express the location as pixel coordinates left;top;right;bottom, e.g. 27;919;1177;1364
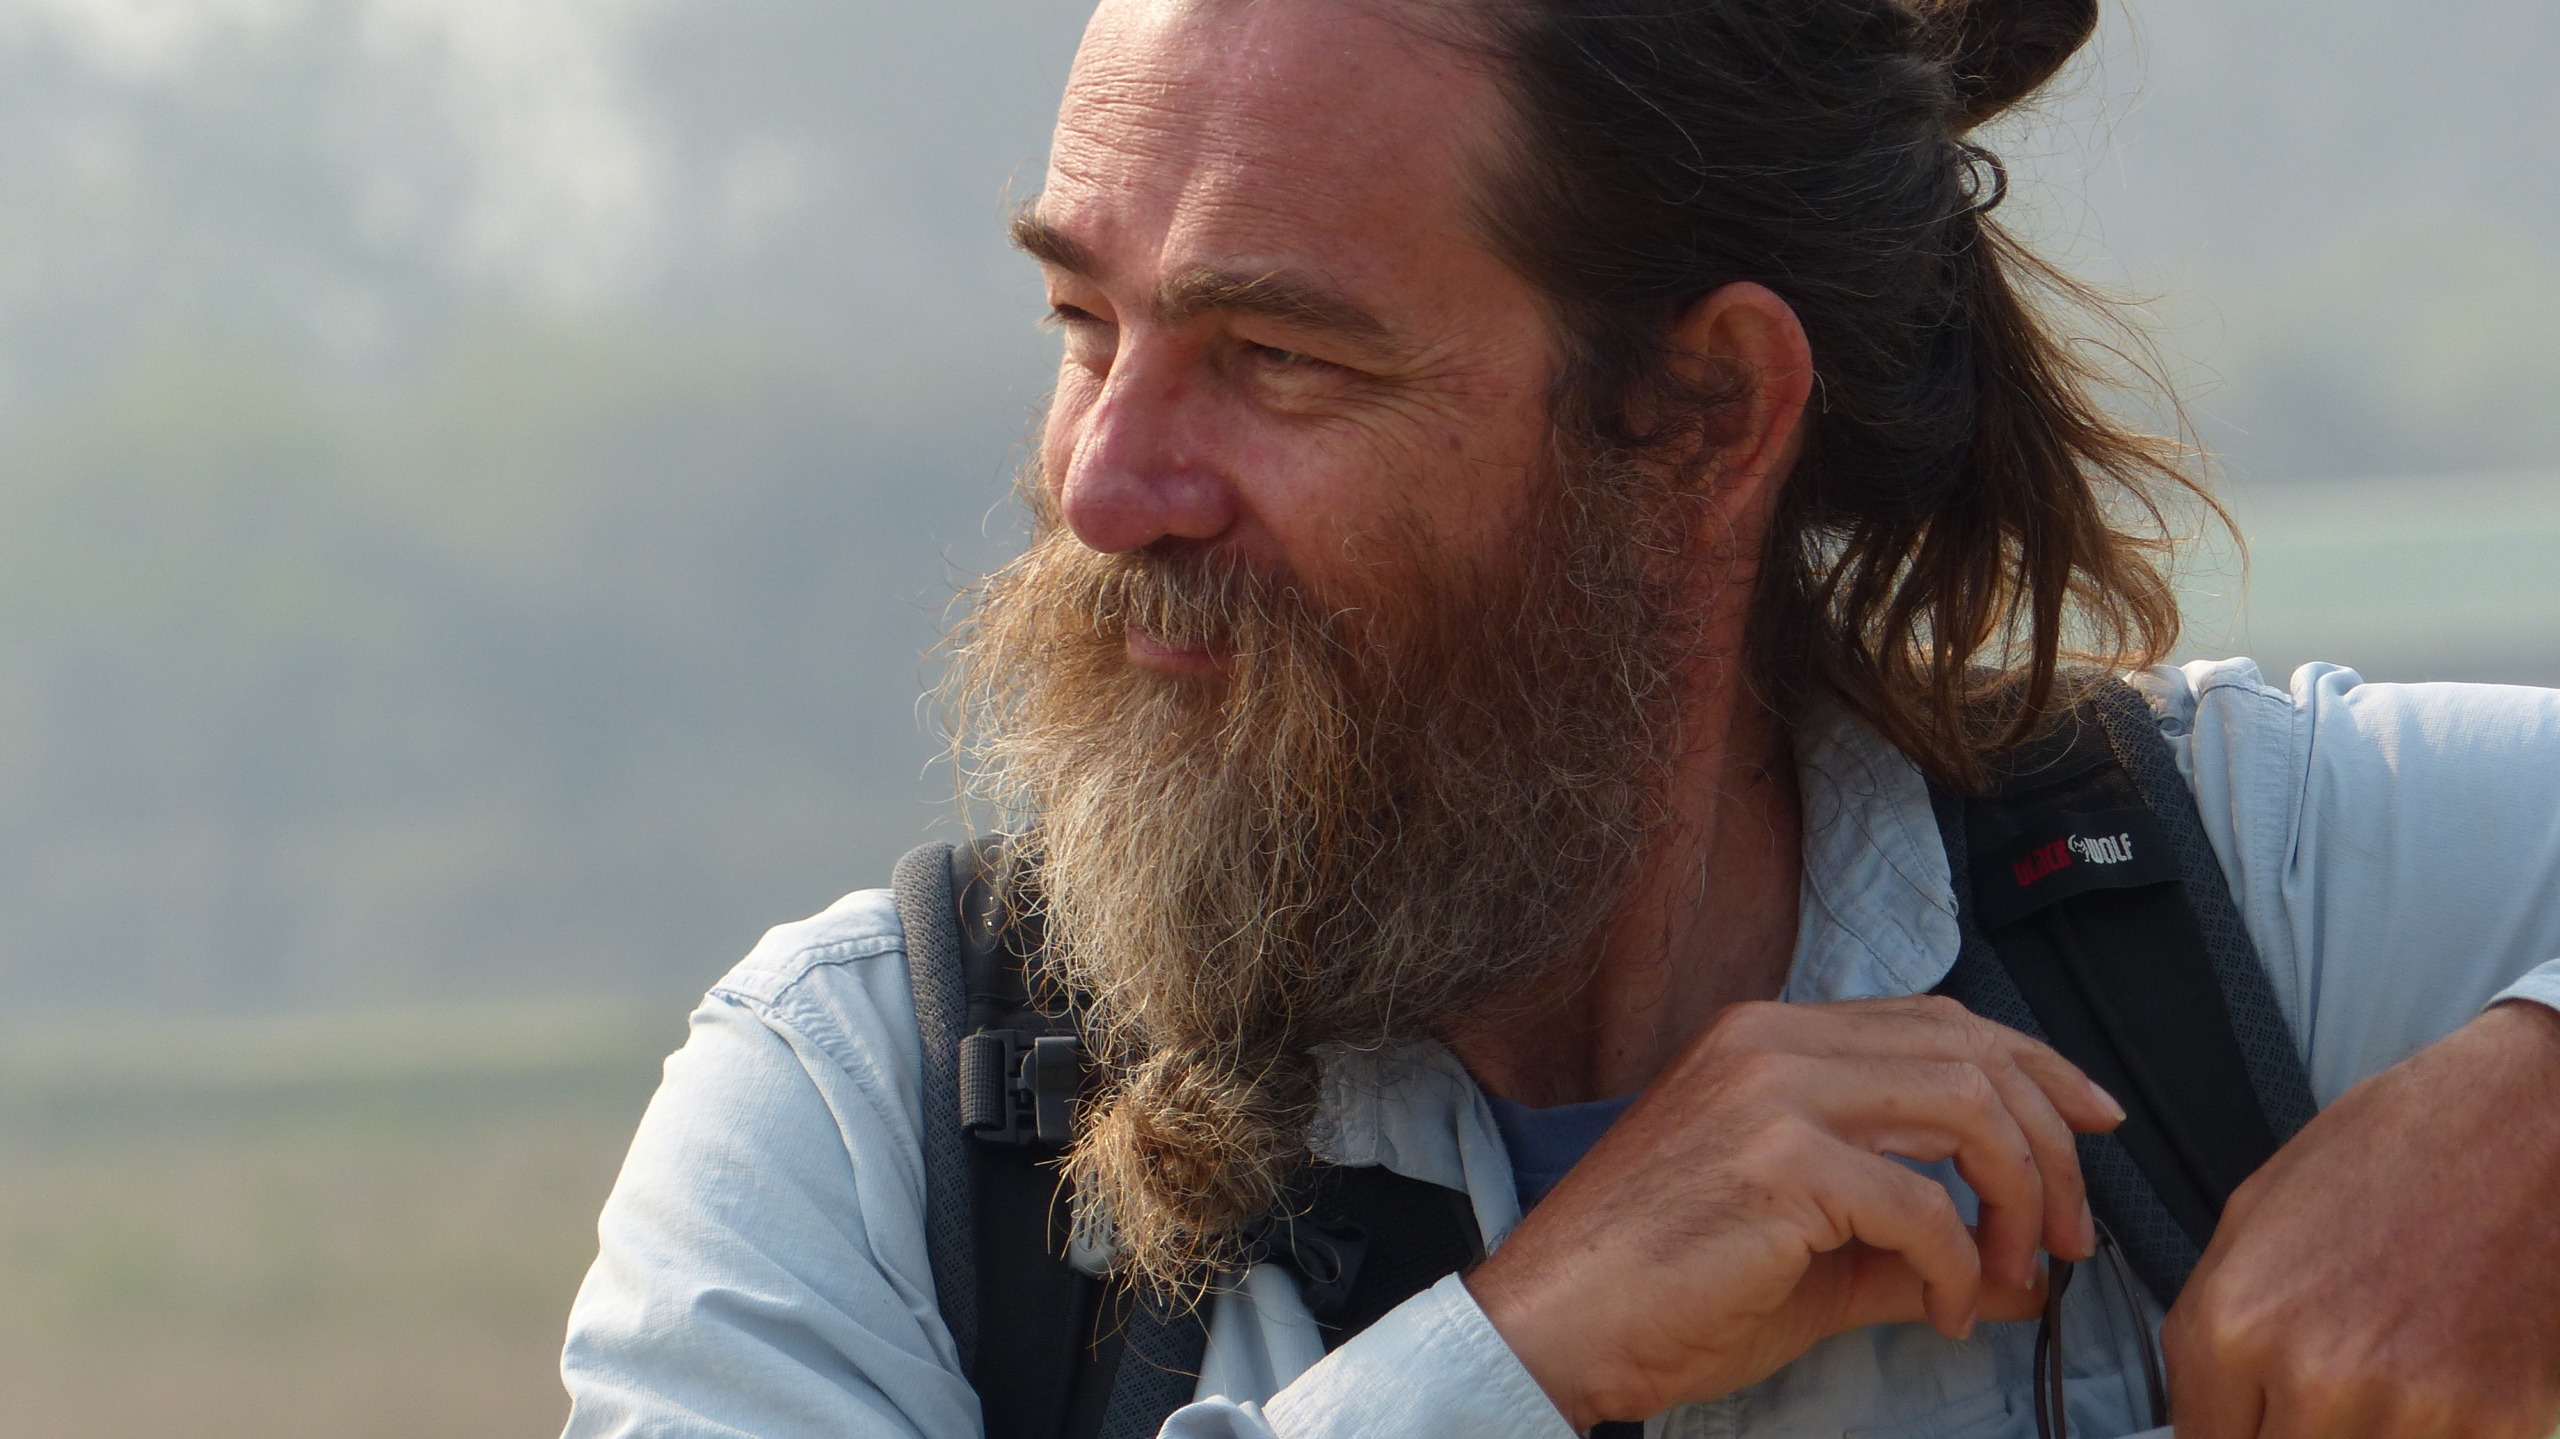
1069;540;1398;668
1092;546;1293;645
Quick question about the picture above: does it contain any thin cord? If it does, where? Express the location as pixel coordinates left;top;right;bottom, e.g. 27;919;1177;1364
2095;1223;2169;1428
2034;1256;2076;1439
2036;1227;2169;1439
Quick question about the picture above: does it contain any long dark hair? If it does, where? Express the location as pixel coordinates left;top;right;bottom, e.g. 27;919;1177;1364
1468;0;2207;788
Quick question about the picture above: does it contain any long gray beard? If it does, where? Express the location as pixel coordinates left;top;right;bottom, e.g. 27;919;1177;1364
943;449;1698;1300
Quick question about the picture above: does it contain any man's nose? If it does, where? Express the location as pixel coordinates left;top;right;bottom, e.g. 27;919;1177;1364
1056;359;1238;555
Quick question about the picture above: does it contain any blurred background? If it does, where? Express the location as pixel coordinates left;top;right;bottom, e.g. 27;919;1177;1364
0;1;2548;1434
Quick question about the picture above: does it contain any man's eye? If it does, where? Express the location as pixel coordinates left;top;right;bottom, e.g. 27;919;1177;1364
1249;342;1323;370
1048;305;1116;368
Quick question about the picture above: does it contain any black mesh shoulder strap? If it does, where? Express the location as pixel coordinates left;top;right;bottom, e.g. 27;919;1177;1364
899;839;1130;1439
1929;677;2318;1303
892;837;1483;1439
893;841;981;1368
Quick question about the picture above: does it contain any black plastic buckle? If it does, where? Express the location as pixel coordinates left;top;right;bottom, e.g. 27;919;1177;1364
1238;1212;1370;1322
958;1028;1084;1146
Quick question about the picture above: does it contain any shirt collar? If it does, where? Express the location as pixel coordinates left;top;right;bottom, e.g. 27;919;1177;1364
1784;698;1962;1003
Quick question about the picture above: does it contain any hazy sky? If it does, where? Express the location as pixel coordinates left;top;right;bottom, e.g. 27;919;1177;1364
0;0;2548;1019
5;0;2552;464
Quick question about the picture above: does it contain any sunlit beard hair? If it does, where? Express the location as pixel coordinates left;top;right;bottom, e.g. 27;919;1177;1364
943;436;1700;1304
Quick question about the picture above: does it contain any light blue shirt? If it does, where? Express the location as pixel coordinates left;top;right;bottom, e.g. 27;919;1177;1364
559;660;2560;1439
1482;1091;1637;1209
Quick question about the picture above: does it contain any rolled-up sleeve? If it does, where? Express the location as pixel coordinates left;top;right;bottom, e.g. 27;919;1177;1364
2158;660;2560;1105
1162;1275;1573;1439
2494;961;2560;1014
560;896;981;1439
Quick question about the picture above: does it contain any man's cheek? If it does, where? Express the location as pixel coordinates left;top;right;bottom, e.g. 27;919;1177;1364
1244;427;1453;560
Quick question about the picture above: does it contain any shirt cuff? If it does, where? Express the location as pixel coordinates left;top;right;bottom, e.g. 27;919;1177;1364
1235;1273;1577;1439
2490;958;2560;1016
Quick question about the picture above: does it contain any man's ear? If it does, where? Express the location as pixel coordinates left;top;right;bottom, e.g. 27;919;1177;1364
1666;281;1814;523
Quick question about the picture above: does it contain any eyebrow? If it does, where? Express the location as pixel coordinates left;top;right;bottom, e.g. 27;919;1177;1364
1009;210;1100;277
1009;210;1396;353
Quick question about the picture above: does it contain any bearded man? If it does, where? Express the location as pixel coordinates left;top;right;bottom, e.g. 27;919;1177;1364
557;0;2560;1436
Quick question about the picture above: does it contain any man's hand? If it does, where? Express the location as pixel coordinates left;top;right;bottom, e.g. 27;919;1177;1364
1464;996;2122;1430
2166;999;2560;1439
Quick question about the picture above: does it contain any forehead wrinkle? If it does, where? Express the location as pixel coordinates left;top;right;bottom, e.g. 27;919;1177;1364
1154;265;1396;350
1012;206;1397;356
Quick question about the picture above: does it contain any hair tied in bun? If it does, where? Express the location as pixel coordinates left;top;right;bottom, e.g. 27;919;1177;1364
1930;0;2100;130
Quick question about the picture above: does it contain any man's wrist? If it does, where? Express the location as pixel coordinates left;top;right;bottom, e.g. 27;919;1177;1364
1463;1260;1607;1433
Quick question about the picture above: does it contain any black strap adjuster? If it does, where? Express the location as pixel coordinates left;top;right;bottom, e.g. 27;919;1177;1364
958;1028;1084;1145
1239;1211;1370;1321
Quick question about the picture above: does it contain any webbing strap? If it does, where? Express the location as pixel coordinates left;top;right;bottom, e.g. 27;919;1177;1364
969;1139;1100;1439
894;841;980;1372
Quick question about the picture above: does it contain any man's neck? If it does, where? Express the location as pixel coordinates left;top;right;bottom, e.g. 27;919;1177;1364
1446;681;1804;1108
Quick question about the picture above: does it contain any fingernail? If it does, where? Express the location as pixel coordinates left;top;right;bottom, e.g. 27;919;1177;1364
2089;1080;2126;1123
2079;1205;2097;1257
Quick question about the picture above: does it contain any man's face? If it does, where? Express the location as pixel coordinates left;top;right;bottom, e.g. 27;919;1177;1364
956;0;1702;1296
1023;0;1557;664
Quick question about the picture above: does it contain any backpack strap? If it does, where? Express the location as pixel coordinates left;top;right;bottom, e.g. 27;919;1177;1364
2090;681;2316;1146
893;842;982;1371
901;839;1128;1439
1930;677;2317;1303
894;837;1484;1439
